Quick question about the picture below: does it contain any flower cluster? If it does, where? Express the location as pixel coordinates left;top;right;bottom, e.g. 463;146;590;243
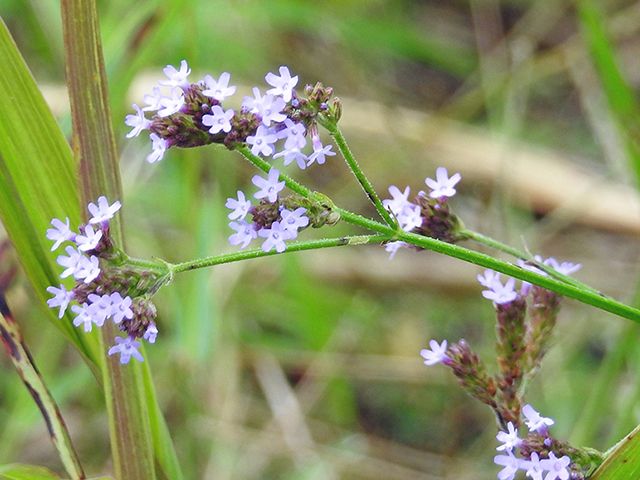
225;168;310;253
46;196;160;364
383;167;464;258
493;406;572;480
420;258;602;478
125;61;338;168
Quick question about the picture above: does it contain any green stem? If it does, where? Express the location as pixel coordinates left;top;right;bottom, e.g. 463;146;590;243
169;234;389;274
321;120;395;226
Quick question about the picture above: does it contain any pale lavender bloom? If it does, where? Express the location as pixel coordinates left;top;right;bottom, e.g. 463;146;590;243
273;145;308;169
46;284;75;318
276;118;305;141
108;335;144;364
385;241;407;259
157;87;185;117
252;168;285;203
246;125;279;157
87;293;112;327
397;204;422;231
425;167;462;199
544;258;581;276
282;123;306;149
265;66;298;102
125;104;151;138
57;245;83;279
540;453;570;480
280;208;309;236
496;422;523;452
46;217;76;251
478;269;500;288
228;220;257;249
75;224;103;252
75;255;101;284
144;322;158;344
225;191;252;220
142;86;164;112
242;87;265;113
257;94;287;126
523;404;554;435
520;452;545;480
202;106;234;134
494;452;520;480
71;303;98;332
109;292;134;324
258;221;294;253
383;186;413;216
202;72;236;101
147;133;169;163
159;60;191;90
307;142;335;166
88;196;122;225
420;340;450;366
482;277;518;305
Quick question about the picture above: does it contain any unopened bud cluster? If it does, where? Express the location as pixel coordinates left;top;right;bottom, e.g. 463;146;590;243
45;197;162;364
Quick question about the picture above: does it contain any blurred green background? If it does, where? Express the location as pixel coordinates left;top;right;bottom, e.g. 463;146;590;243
2;0;640;478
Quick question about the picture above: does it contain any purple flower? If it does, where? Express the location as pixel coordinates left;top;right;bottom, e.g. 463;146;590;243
246;125;279;157
280;208;309;236
108;335;144;364
46;217;76;251
482;277;518;305
142;86;164;112
540;453;570;480
144;322;158;344
159;60;191;90
520;452;545;480
202;72;236;101
273;145;308;169
225;191;252;220
477;269;499;288
252;168;285;203
258;221;294;253
75;224;103;252
385;241;407;259
71;303;99;332
86;293;113;327
383;186;413;216
494;452;520;480
75;255;101;284
109;292;134;324
420;340;450;366
57;245;83;279
397;204;422;232
125;104;151;138
228;220;257;249
258;95;287;126
307;142;335;166
147;133;169;163
202;106;235;134
88;196;122;225
157;87;185;117
523;404;554;435
46;284;75;318
544;257;581;276
425;167;461;199
242;87;266;113
496;422;522;452
265;66;299;102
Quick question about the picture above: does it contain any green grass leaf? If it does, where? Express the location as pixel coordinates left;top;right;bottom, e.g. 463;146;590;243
590;423;640;479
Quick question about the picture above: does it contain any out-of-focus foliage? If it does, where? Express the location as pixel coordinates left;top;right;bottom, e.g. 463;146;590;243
2;0;640;479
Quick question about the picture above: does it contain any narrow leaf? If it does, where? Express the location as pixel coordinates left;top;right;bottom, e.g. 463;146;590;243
590;423;640;479
0;464;61;480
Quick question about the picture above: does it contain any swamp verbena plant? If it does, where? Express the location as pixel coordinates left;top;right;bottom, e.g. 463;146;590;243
36;61;634;479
